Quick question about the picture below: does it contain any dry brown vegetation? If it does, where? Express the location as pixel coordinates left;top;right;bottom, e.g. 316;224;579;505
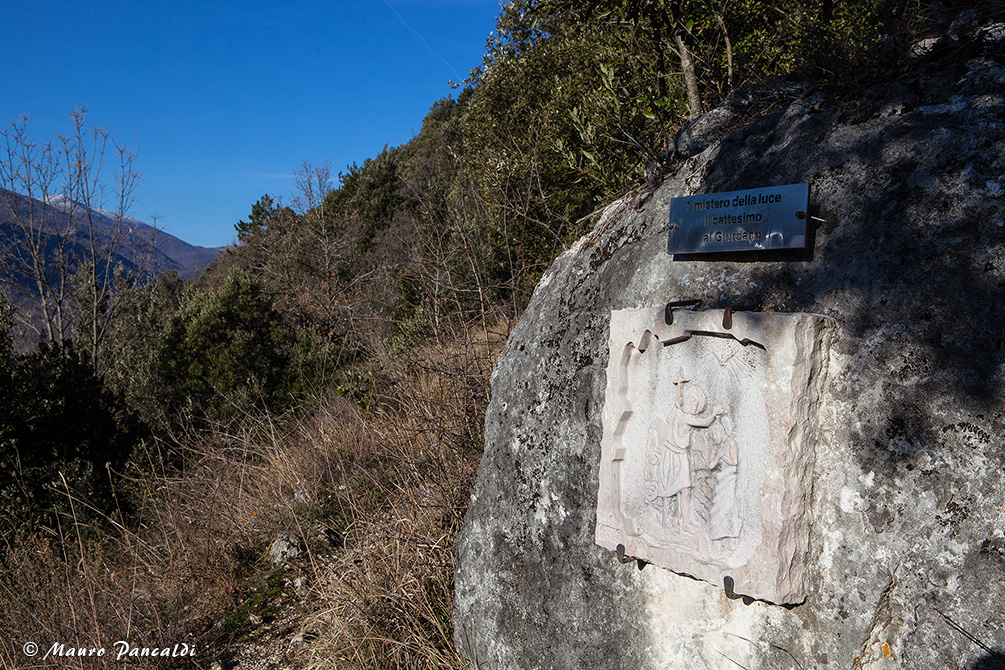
0;325;505;669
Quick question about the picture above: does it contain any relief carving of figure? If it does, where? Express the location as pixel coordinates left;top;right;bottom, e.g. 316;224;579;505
645;367;741;553
709;420;740;543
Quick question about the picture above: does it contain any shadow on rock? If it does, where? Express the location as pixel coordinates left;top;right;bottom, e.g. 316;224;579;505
971;653;1005;670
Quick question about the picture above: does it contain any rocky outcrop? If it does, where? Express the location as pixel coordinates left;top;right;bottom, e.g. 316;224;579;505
455;22;1005;670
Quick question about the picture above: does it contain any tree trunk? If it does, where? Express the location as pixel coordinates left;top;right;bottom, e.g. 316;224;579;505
675;32;703;120
716;13;733;91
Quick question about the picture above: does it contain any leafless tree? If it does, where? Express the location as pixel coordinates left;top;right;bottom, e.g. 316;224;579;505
0;116;75;343
0;107;143;368
291;160;357;329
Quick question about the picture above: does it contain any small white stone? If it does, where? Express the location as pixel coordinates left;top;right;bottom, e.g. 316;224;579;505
267;535;301;565
840;486;864;513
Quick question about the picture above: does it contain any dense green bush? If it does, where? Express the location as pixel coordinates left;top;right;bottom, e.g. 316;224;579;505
159;267;294;423
0;323;141;536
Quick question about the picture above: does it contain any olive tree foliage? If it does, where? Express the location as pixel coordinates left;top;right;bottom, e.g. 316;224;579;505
467;0;911;203
395;0;914;327
455;14;616;316
0;108;146;369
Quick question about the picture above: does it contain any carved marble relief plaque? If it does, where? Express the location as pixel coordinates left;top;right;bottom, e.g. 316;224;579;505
595;308;826;604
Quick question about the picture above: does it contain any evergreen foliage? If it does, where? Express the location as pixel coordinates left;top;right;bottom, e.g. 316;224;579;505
235;194;292;245
159;267;293;423
0;326;140;536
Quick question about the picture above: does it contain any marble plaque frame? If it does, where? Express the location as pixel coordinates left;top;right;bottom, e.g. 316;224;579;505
595;307;826;604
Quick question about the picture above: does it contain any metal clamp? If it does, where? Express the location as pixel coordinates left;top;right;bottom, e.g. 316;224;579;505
723;576;755;605
664;299;764;330
664;299;702;326
616;544;648;571
722;302;763;330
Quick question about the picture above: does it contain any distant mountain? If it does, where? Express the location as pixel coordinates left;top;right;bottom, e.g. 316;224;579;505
43;192;225;278
0;189;225;282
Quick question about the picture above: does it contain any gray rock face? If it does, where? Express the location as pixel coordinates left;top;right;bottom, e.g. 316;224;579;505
455;46;1005;670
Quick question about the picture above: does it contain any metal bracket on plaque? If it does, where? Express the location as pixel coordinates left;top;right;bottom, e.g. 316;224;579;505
615;543;649;571
722;302;763;330
667;300;765;330
664;299;702;326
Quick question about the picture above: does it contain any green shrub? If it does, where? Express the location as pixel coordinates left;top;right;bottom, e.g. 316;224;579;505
0;336;141;537
159;267;294;423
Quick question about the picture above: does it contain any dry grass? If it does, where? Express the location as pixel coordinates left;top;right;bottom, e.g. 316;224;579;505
0;324;503;669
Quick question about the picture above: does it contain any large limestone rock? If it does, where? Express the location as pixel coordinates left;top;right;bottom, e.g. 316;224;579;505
455;23;1005;670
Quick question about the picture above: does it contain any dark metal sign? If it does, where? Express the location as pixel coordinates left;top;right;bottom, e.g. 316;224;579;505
668;183;809;254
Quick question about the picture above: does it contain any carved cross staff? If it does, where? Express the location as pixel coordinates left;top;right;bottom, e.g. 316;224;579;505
672;366;689;404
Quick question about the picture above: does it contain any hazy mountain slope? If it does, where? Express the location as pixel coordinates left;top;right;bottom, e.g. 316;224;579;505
1;189;223;281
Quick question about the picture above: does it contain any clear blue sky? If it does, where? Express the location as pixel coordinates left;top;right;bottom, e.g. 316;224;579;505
2;0;503;248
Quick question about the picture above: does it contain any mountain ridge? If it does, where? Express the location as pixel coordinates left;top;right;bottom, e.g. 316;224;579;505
1;188;224;281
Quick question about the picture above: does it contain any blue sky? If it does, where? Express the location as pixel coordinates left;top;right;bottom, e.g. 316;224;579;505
2;0;503;248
